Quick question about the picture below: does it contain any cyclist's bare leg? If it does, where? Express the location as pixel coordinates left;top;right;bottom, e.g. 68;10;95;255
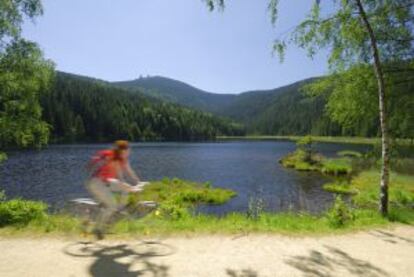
107;178;137;210
86;179;120;238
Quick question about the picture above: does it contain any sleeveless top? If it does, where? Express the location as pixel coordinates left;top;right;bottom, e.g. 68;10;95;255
91;150;126;181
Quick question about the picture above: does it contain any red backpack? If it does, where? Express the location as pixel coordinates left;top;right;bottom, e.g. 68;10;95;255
89;150;114;167
88;150;117;180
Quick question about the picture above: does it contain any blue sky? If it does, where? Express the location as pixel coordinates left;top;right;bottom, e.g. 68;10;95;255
22;0;330;94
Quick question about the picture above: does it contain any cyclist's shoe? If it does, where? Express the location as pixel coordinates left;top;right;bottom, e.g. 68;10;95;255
92;228;105;240
130;186;144;192
116;205;130;216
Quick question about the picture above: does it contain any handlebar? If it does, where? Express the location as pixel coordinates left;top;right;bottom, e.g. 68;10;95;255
130;181;150;192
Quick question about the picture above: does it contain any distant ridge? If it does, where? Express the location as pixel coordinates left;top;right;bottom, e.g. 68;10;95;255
111;75;320;126
112;76;236;113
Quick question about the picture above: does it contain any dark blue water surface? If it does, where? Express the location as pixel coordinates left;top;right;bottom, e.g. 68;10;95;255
0;141;370;214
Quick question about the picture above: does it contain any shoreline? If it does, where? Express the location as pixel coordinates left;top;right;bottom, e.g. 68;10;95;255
218;135;378;145
217;135;413;145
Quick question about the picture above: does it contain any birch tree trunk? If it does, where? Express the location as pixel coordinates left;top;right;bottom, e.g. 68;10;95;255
355;0;390;216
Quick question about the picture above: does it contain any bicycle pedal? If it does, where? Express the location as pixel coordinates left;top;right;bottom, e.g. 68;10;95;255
139;201;158;208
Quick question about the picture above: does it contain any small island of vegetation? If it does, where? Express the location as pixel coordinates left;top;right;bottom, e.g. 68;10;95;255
280;136;353;175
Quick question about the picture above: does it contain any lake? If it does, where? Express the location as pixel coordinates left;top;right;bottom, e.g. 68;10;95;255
0;141;371;215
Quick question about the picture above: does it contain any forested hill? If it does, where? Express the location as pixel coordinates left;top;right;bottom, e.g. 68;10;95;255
40;72;245;142
112;76;236;113
217;79;318;123
111;75;407;137
112;76;317;118
111;76;342;136
246;82;344;136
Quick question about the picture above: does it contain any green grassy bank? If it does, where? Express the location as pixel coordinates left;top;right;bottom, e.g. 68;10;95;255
218;135;413;146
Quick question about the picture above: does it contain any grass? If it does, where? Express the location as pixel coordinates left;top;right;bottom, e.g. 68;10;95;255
350;170;414;208
0;214;82;237
0;207;411;238
218;135;380;145
323;181;358;195
218;135;413;146
110;210;393;236
0;208;393;237
321;158;352;175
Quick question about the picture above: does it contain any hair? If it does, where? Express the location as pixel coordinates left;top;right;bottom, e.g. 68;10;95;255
113;140;129;160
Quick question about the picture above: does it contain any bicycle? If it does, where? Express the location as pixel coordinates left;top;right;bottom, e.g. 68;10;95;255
65;182;157;239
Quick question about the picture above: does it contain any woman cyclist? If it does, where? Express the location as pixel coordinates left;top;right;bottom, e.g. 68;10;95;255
86;140;142;239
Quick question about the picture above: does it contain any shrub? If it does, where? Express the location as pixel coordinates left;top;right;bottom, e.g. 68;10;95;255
0;199;48;227
321;158;352;175
325;196;354;228
204;182;212;189
176;190;204;203
158;202;190;220
392;190;414;207
296;136;314;162
391;158;414;175
0;191;5;201
280;150;319;171
0;152;6;163
247;191;265;220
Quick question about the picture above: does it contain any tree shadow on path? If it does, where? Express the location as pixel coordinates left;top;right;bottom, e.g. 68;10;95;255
63;240;175;277
368;229;414;245
226;268;259;277
285;245;389;277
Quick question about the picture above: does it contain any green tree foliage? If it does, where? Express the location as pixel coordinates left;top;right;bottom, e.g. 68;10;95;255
296;135;314;162
0;40;54;148
41;73;245;142
305;63;414;139
0;0;54;150
271;1;413;67
0;0;43;46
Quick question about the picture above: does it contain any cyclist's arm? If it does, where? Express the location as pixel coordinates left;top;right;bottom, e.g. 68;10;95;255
117;181;138;193
124;162;140;184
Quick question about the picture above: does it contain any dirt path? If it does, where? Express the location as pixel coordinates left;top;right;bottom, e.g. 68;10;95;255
1;226;413;277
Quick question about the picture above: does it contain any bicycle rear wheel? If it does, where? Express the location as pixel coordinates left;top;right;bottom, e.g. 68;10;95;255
63;241;106;257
